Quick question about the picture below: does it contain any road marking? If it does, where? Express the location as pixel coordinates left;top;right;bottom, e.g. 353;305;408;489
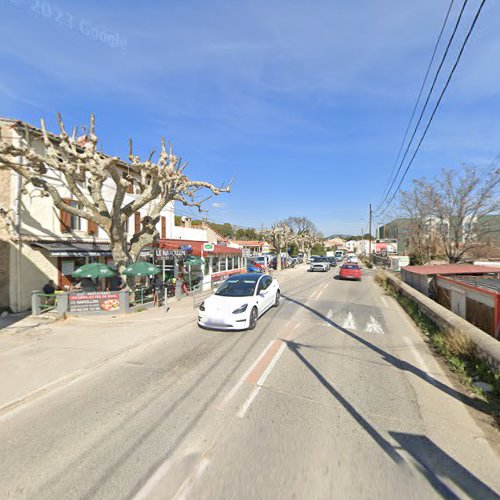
342;312;356;330
219;322;299;410
246;339;284;384
174;457;211;500
315;280;330;300
380;296;388;307
365;315;384;335
403;336;432;374
134;457;176;500
237;342;287;418
219;339;275;409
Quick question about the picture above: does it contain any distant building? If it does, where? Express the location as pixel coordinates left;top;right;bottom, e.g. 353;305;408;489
231;240;270;256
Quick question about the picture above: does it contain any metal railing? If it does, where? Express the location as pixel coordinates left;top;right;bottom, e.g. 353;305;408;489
129;287;155;307
31;291;57;316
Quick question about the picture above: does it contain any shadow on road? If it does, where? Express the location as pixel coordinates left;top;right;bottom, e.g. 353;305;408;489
284;339;403;464
282;294;487;416
280;297;500;498
391;432;500;500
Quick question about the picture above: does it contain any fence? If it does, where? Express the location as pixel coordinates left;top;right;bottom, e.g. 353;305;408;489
386;273;500;370
31;291;57;316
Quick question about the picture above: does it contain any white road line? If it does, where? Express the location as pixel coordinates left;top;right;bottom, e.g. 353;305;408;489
175;457;211;500
219;339;275;409
380;296;388;307
403;336;432;374
236;385;262;419
365;315;384;335
134;457;176;500
342;312;356;330
315;280;330;300
237;342;287;418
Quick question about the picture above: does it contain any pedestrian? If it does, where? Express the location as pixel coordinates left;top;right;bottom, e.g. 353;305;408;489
42;279;56;295
109;274;124;291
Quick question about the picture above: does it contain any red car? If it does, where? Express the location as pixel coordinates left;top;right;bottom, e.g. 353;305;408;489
339;263;362;281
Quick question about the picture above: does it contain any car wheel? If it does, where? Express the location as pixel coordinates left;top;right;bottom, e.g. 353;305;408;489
248;307;258;330
274;290;280;307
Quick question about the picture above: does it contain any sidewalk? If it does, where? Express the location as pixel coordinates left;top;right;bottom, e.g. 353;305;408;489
0;296;197;415
0;265;305;416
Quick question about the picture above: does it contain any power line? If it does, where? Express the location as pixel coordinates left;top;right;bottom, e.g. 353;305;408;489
375;0;471;216
375;0;457;212
377;0;488;218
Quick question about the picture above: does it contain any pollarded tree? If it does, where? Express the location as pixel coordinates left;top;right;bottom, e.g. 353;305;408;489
0;114;231;273
284;216;322;262
264;223;292;271
428;167;499;263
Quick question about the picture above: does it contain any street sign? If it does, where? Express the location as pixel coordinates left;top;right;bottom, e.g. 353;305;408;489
203;243;215;252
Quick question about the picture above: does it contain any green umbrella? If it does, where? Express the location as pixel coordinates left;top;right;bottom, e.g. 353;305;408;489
185;255;204;266
122;262;161;276
72;263;116;279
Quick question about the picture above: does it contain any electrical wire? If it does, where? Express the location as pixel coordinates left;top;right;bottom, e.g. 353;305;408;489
375;0;471;216
377;0;488;218
374;0;457;212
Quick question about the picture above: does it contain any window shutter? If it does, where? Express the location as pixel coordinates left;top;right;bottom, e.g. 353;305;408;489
88;220;98;236
60;198;71;233
134;212;141;234
161;216;166;239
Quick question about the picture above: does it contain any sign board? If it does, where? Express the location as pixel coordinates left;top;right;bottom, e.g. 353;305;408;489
242;248;251;258
61;260;75;275
154;249;187;259
203;243;215;252
68;292;120;313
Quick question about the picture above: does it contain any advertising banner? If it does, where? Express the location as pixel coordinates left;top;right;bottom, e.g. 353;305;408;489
68;292;120;313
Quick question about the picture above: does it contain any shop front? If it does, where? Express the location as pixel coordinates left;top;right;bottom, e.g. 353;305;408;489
32;242;114;290
158;239;245;293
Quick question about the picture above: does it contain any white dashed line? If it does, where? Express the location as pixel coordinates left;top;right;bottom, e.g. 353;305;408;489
237;342;287;418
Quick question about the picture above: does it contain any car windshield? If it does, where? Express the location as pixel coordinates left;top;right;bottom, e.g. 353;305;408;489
316;257;328;262
343;264;359;270
215;278;257;297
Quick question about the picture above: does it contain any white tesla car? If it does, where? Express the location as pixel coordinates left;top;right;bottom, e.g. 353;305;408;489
198;273;280;330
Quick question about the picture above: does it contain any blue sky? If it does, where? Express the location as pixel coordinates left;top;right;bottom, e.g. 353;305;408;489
1;0;499;235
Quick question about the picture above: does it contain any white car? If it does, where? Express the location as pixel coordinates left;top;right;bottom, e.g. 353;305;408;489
198;273;280;330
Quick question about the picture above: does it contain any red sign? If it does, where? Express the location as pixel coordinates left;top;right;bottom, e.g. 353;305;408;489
69;292;120;312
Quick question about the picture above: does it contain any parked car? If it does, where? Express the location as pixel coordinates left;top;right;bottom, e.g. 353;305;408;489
327;256;337;267
310;256;330;272
247;258;265;273
198;273;280;330
339;263;362;281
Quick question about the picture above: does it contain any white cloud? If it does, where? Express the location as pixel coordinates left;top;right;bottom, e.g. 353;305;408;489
212;202;225;209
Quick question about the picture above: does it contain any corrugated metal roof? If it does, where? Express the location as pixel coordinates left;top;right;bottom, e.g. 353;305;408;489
452;276;500;293
402;264;500;276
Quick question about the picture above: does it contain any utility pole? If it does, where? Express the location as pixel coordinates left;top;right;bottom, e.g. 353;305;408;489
368;204;372;260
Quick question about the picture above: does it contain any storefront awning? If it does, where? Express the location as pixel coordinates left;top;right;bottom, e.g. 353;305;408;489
158;239;241;257
32;242;113;257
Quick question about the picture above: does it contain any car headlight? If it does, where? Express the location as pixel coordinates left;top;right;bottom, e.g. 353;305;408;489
232;304;248;314
199;301;205;311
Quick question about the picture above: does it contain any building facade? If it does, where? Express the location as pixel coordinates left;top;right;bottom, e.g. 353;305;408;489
0;118;244;311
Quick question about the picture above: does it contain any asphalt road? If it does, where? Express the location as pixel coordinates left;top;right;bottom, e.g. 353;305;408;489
1;267;499;499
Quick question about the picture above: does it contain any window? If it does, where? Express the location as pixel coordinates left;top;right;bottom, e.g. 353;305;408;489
228;256;234;271
69;200;81;230
220;256;227;272
212;257;219;273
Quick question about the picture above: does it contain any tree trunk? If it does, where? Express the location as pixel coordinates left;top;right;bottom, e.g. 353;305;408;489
276;244;282;271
